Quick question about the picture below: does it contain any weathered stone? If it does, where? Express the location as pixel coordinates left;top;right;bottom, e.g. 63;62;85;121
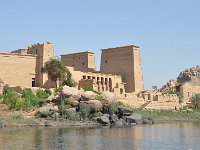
97;115;110;125
62;85;79;97
117;107;133;118
123;113;143;124
143;118;153;124
78;89;84;96
114;120;124;126
52;112;60;121
79;100;103;111
72;100;79;107
101;104;111;114
38;104;59;113
101;91;117;102
71;94;81;101
81;91;97;101
0;120;6;128
110;114;119;124
147;117;154;124
47;94;54;101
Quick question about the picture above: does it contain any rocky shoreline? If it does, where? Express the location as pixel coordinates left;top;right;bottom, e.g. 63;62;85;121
0;106;154;128
1;116;199;129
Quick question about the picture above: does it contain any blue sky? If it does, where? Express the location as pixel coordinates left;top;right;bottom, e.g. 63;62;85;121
0;0;200;89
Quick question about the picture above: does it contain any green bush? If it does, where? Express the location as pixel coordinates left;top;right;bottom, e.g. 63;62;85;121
37;111;52;118
55;87;63;93
84;87;100;94
2;85;24;110
36;89;51;99
22;88;39;109
78;107;91;120
110;101;125;114
63;97;73;105
62;70;77;87
190;94;200;109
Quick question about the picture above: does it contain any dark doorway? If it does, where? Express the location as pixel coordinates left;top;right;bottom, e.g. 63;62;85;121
32;78;36;87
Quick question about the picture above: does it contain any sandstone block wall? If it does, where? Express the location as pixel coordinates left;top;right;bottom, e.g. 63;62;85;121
100;45;144;93
0;42;54;88
0;53;37;87
67;66;125;95
61;52;96;72
180;83;200;102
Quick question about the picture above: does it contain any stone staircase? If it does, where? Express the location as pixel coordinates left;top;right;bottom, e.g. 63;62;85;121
140;101;152;110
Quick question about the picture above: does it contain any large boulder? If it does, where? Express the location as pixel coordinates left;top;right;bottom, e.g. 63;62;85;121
117;107;133;118
110;114;119;124
72;100;79;107
123;113;143;124
115;119;124;126
62;85;79;97
81;91;97;101
70;94;81;101
79;100;103;111
101;104;111;114
142;118;153;124
97;114;110;125
101;91;117;102
38;104;59;113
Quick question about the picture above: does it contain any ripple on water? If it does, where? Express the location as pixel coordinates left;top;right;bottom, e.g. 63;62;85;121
0;122;200;150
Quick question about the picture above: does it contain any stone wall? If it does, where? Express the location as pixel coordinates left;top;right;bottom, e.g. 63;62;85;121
180;83;200;102
0;42;54;88
0;52;37;87
100;45;144;93
67;66;125;96
61;52;96;72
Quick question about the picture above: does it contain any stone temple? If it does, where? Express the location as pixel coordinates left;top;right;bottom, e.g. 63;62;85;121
0;42;144;97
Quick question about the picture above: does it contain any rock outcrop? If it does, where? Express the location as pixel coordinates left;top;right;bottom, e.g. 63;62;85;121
177;66;200;85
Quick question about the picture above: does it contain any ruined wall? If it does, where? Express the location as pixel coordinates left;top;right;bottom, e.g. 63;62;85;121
100;45;144;93
61;52;96;72
144;100;179;110
180;83;200;102
0;53;37;87
67;66;125;95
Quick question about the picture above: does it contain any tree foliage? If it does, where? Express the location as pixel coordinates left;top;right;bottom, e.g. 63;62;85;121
62;69;77;87
41;58;67;87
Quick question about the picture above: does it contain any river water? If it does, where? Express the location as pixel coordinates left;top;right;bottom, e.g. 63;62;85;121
0;122;200;150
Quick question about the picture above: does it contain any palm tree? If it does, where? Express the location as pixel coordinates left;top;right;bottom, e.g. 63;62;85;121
41;58;67;87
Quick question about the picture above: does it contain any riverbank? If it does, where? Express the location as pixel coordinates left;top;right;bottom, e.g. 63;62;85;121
1;109;200;128
133;109;200;121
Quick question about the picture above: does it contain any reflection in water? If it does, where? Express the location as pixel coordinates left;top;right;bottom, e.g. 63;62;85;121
0;122;200;150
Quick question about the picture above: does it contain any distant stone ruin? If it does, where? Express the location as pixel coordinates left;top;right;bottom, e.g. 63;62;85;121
160;65;200;104
177;66;200;85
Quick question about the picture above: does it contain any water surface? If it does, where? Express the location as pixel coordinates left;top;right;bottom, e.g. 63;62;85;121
0;122;200;150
